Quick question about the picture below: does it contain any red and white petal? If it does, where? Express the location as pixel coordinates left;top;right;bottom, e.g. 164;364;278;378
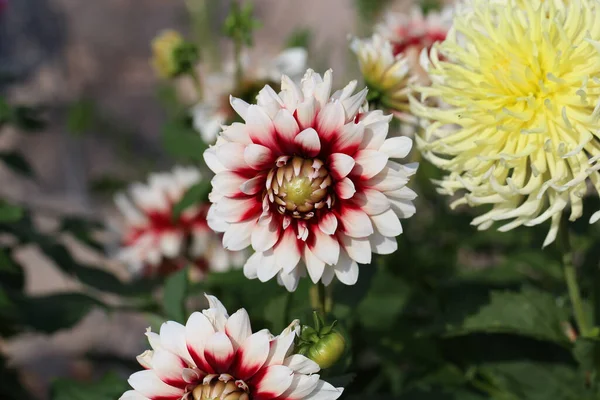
233;330;271;381
185;312;215;373
252;217;281;252
316;101;345;140
257;85;284;118
266;326;296;366
274;108;300;146
246;104;278;150
159;322;193;366
353;188;390;215
216;142;250;171
245;144;275;170
369;231;398;255
279;374;320;400
337;207;373;238
159;231;183;259
127;370;183;400
252;365;294;399
318;213;338;235
379;136;413;159
296;97;317;130
204;332;235;373
371;208;403;236
328;153;355;180
353;149;389;180
211;172;247;197
339;234;372;264
342;87;368;121
303;380;344;400
240;175;266;195
274;228;302;273
332;123;364;155
307;225;340;265
216;196;261;224
304;246;325;284
225;308;252;350
333;250;359;285
151;349;187;388
294;128;321;158
334;178;356;200
221;122;251;144
283;354;320;374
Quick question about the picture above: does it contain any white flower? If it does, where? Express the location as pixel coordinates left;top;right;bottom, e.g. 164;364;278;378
120;294;344;400
204;69;418;291
192;48;308;144
114;166;245;278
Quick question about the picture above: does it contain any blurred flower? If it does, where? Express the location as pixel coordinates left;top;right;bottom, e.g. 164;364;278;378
114;166;245;279
151;30;199;79
411;0;600;246
204;69;417;291
120;294;344;400
192;48;307;144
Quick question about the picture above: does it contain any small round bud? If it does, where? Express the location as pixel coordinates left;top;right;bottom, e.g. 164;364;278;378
297;314;346;369
151;30;199;79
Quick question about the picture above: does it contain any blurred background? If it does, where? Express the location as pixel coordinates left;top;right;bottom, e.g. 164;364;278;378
0;0;423;397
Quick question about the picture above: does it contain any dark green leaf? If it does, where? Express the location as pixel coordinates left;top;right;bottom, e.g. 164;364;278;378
163;266;189;322
17;292;104;334
59;217;104;252
0;353;32;399
172;181;211;220
0;201;23;223
51;371;129;400
66;99;96;136
162;120;207;161
285;29;312;49
0;248;24;291
0;151;34;178
574;337;600;372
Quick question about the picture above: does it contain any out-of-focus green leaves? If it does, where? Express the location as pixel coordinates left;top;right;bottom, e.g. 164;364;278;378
223;1;261;47
172;181;211;220
0;201;23;223
0;151;34;178
51;372;129;400
0;98;45;132
162;119;207;161
0;354;31;400
0;248;25;291
67;99;96;136
286;28;312;49
574;337;600;373
16;292;105;334
163;266;189;322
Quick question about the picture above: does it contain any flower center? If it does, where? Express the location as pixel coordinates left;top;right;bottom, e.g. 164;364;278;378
267;156;334;220
191;376;249;400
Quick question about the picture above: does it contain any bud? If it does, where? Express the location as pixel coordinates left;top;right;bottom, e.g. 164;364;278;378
296;313;346;369
151;30;199;79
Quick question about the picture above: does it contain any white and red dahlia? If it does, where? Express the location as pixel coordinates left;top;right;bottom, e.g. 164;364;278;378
204;69;418;291
114;166;245;278
120;294;344;400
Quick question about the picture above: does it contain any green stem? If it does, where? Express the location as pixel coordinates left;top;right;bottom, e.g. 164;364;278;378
309;284;321;313
189;70;204;102
558;225;591;337
234;38;244;87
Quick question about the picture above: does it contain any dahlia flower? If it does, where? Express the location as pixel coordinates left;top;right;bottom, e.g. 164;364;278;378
192;48;307;144
204;69;418;291
411;0;600;246
120;294;344;400
114;166;245;278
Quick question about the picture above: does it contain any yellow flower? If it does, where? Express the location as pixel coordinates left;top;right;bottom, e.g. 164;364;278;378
411;0;600;246
151;30;185;79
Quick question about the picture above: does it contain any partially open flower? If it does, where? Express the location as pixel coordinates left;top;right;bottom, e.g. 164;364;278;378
119;294;344;400
114;166;245;278
204;69;418;291
411;0;600;246
192;48;308;144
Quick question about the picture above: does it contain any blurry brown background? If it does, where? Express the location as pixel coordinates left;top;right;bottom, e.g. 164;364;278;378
0;0;422;397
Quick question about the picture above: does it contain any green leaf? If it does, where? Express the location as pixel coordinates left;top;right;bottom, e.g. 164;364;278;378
163;266;189;322
0;151;34;178
59;217;104;252
51;371;129;400
0;248;24;291
17;293;105;334
162;120;207;161
429;286;570;345
67;99;96;136
285;28;312;49
574;337;600;372
172;181;211;220
0;201;23;223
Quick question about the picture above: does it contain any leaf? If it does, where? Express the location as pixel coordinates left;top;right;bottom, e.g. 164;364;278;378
17;293;105;334
66;99;96;136
0;201;23;223
51;371;129;400
163;266;189;322
429;286;570;345
172;181;211;220
0;151;34;178
59;217;104;252
162;120;207;161
574;337;600;372
0;353;32;399
0;248;24;291
285;28;311;49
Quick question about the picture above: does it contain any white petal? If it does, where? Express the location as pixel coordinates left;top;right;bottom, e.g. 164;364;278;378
234;330;271;380
332;123;364;154
328;153;355;180
296;98;317;130
160;231;183;258
225;308;252;350
246;104;277;149
379;136;413;159
119;390;148;400
316;101;345;139
354;189;390;215
370;231;398;255
257;249;281;282
274;228;302;273
207;204;229;233
243;251;262;279
274;108;300;144
266;325;296;365
254;365;294;398
245;144;275;170
216;142;250;170
151;348;186;386
294;128;321;157
280;374;320;400
204;147;227;174
371;208;403;236
230;96;250;120
338;207;373;238
252;217;281;252
307;226;340;265
221;122;251;144
127;370;182;399
321;265;335;285
304;246;325;284
334;178;356;200
211;172;246;197
389;197;416;219
333;250;359;285
318;213;338;235
353;149;389;179
185;311;215;371
204;332;235;373
216;196;260;223
222;219;255;251
342;87;368;122
159;322;193;365
278;268;301;292
205;294;229;318
304;380;344;400
339;234;372;264
283;354;320;374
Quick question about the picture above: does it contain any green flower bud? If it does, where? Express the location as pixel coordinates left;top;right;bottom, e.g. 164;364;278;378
151;30;199;79
297;313;346;369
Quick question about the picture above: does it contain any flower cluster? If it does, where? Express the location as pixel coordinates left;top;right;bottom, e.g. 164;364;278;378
114;166;245;278
411;0;600;246
120;295;343;400
204;69;417;291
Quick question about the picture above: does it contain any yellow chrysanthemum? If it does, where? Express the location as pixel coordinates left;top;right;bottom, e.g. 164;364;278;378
151;30;185;79
411;0;600;246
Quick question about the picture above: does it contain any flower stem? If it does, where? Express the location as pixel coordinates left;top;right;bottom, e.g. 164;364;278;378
558;225;591;337
310;283;332;315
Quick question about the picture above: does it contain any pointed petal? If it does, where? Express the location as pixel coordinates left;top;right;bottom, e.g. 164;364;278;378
379;136;413;159
371;208;403;236
304;246;325;283
339;234;371;264
328;153;355;180
307;225;340;265
334;178;356;200
333;250;359;285
338;206;373;238
316;101;345;139
234;330;271;381
283;354;320;374
225;308;252;350
185;312;215;372
204;332;235;373
127;370;183;399
274;227;302;273
353;149;389;180
318;213;338;235
294;128;321;157
253;365;294;399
